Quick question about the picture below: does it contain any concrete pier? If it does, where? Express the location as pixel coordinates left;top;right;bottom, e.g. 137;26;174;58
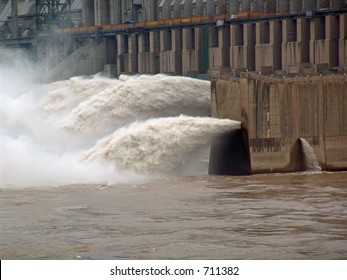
339;14;347;69
78;0;347;30
209;25;230;70
182;27;200;75
38;10;347;83
23;0;347;80
159;29;182;74
255;21;282;72
210;72;347;173
230;23;256;72
282;18;310;73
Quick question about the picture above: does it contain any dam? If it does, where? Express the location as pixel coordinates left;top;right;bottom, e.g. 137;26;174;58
2;1;347;80
1;0;347;174
210;72;347;174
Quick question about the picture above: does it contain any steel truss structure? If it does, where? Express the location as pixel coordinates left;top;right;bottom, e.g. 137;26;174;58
36;0;72;31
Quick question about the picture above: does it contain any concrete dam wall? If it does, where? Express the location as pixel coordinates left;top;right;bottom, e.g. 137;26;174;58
4;2;347;176
210;72;347;174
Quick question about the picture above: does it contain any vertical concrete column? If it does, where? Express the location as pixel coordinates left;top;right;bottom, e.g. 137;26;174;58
159;30;170;73
282;18;310;71
104;37;117;78
244;23;256;71
173;29;183;75
282;19;295;43
220;26;230;68
255;20;282;72
208;26;218;69
138;31;159;74
181;27;205;74
159;29;182;74
128;33;138;74
172;29;183;74
182;26;205;75
149;30;160;73
83;0;95;26
339;14;347;68
326;15;339;67
182;28;195;75
309;17;318;65
138;32;147;52
282;19;297;70
138;32;150;74
117;34;126;54
230;24;245;70
196;27;207;73
310;16;327;67
117;34;128;74
297;18;310;64
255;21;269;71
116;34;123;75
182;28;193;51
271;20;282;71
11;0;18;37
209;25;230;70
94;0;110;25
255;22;262;71
105;37;117;64
231;23;256;72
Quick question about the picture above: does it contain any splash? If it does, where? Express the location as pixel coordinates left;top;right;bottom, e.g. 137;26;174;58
81;116;240;175
39;76;115;113
0;59;239;187
58;74;211;135
300;138;322;172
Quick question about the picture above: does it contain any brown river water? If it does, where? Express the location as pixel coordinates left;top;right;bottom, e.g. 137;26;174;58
1;59;346;260
1;172;346;260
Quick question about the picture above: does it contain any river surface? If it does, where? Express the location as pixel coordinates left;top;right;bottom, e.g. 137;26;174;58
1;172;346;260
1;50;346;260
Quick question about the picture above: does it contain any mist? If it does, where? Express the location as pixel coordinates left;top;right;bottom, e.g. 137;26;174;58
0;49;239;188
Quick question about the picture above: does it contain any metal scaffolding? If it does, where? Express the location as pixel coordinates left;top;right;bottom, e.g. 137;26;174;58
36;0;72;31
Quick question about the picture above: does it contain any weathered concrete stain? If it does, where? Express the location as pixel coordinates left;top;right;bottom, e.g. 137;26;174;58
211;72;347;173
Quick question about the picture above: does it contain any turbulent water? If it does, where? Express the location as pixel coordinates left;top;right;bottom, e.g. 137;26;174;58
1;173;347;259
0;52;240;186
300;138;322;172
1;50;346;260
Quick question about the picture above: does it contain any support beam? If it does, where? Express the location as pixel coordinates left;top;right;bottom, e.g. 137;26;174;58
11;0;18;38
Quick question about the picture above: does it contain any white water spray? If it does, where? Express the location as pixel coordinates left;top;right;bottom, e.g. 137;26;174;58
1;53;239;187
82;116;240;175
59;74;211;135
300;138;322;172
